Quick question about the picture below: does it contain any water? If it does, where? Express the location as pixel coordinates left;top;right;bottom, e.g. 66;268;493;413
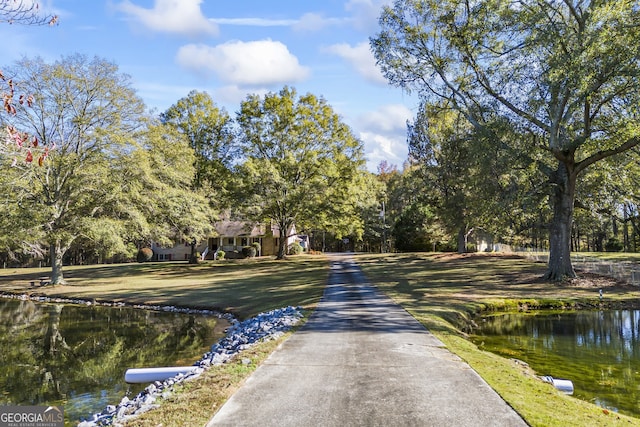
0;298;229;425
471;310;640;418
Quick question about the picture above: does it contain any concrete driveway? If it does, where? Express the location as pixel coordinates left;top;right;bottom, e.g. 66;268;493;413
206;255;527;427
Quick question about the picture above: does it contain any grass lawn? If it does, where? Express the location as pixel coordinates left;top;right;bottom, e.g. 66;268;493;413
2;252;639;426
572;252;640;263
0;256;329;319
355;252;640;427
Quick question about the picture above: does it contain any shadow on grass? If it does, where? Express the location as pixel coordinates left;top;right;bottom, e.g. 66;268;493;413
0;257;330;320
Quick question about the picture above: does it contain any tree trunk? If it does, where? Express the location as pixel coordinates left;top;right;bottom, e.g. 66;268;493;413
276;219;291;260
50;242;66;285
277;235;287;260
545;161;577;280
457;227;466;254
188;240;198;264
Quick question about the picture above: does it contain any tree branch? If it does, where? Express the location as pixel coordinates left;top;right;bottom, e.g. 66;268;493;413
575;137;640;175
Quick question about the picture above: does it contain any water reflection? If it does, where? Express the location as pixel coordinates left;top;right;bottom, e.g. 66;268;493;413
471;310;640;418
0;298;228;425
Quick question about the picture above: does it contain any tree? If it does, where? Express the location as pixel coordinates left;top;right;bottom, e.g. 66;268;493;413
371;0;640;279
235;86;366;259
1;54;146;283
124;122;214;264
0;1;57;25
1;1;57;162
160;90;237;199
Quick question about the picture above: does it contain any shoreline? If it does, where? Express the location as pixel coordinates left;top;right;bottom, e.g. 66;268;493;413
0;290;235;320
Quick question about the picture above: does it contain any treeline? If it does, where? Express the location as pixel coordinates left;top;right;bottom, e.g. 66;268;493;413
0;55;370;283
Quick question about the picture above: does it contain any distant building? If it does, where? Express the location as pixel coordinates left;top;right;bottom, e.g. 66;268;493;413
151;220;298;261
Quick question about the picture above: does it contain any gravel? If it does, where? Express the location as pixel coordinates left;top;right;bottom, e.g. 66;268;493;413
77;306;304;426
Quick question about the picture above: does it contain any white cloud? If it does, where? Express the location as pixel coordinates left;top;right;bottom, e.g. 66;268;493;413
345;0;392;32
360;131;407;170
211;17;297;27
214;85;268;105
212;13;345;32
176;39;310;86
292;13;345;32
115;0;218;37
355;104;413;170
324;41;387;84
358;104;413;132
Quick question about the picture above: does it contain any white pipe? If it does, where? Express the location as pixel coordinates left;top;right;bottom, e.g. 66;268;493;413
541;376;574;395
125;367;198;384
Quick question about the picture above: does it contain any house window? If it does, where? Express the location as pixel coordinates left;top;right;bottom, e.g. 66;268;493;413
227;238;234;245
241;237;248;246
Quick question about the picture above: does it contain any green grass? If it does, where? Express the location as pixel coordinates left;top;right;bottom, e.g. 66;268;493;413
3;252;640;426
0;256;329;319
125;332;293;427
355;252;640;427
573;251;640;263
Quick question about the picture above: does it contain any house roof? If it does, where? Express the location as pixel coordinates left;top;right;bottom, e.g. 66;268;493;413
214;221;265;237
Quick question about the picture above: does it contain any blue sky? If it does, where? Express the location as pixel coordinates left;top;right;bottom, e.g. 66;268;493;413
2;0;418;171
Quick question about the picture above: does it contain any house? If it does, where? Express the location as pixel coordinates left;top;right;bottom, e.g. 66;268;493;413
150;220;298;261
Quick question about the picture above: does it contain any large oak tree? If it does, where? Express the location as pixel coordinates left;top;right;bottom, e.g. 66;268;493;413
235;87;367;259
371;0;640;279
0;54;210;282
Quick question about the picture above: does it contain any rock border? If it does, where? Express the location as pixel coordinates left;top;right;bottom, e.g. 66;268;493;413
77;306;304;426
0;291;234;320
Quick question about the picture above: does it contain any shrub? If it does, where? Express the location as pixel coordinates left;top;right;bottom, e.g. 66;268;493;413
605;238;623;252
216;250;225;261
189;251;201;264
251;241;261;256
242;246;257;258
288;242;303;255
136;247;153;263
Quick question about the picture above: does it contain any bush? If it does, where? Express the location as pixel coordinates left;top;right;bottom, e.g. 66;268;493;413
216;250;225;260
189;251;201;264
242;246;257;258
251;241;261;256
288;242;303;255
605;238;623;252
136;247;153;263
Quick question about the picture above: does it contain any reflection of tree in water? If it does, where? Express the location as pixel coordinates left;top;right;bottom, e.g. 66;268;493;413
42;304;71;399
474;310;640;417
0;299;225;416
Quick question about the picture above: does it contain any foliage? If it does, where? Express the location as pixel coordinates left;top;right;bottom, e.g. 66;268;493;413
123;121;214;253
251;242;261;256
392;202;437;252
234;86;366;259
604;238;623;253
371;0;640;279
241;246;257;258
161;90;237;206
0;54;147;283
356;169;388;253
288;242;303;256
216;249;225;261
0;1;57;166
0;1;57;25
0;55;211;283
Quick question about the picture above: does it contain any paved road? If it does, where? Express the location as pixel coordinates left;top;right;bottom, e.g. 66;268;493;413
207;255;527;427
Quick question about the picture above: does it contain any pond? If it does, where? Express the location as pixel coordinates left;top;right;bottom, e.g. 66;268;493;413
0;298;229;425
471;309;640;418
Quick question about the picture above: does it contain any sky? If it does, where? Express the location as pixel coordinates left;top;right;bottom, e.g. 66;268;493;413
1;0;419;171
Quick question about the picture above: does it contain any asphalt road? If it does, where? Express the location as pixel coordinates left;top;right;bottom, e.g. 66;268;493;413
206;255;527;427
